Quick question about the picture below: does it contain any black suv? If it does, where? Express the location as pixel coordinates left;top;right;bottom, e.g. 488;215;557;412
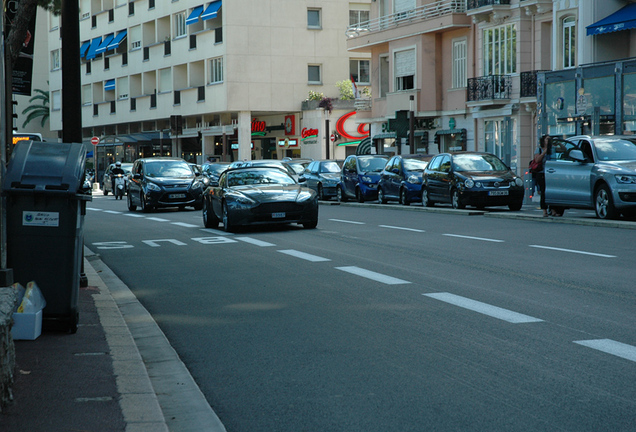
127;157;205;212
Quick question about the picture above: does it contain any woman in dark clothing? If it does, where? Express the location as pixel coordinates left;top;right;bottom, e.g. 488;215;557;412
534;135;551;217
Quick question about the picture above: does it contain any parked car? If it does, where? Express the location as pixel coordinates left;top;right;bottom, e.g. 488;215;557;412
282;158;314;176
201;161;231;182
422;152;524;210
545;135;636;219
127;157;205;212
228;159;299;180
102;162;133;195
300;160;342;200
337;154;389;203
378;154;433;205
202;166;319;232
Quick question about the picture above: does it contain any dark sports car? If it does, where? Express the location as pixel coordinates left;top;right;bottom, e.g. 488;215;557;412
202;166;319;232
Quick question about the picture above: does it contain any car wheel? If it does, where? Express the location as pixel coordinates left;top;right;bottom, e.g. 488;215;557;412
317;184;326;201
103;190;108;196
127;190;137;211
140;192;152;213
595;184;618;219
337;186;348;203
355;187;364;203
222;201;236;232
302;220;318;229
451;189;465;209
422;188;434;207
508;201;523;211
203;200;219;228
378;187;387;204
400;188;410;206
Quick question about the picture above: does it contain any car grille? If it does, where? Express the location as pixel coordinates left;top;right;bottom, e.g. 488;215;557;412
256;202;301;214
480;180;510;189
164;183;191;189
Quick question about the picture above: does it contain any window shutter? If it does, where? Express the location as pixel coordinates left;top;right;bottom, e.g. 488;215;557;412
394;0;415;13
394;49;415;78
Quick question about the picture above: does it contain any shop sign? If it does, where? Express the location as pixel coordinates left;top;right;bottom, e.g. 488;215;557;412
251;119;266;136
284;115;295;135
336;111;369;140
278;138;298;147
301;127;319;144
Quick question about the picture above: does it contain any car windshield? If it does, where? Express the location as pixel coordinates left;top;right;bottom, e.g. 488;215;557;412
205;164;228;175
594;139;636;161
320;162;341;173
403;159;429;171
358;157;387;173
227;169;296;187
145;161;193;178
453;154;508;172
286;162;307;175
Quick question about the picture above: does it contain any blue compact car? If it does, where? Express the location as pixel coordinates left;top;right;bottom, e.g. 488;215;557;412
378;154;432;205
337;154;389;203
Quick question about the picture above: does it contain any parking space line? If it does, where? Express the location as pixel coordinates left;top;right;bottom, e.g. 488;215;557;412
278;249;330;262
423;292;544;324
574;339;636;363
236;237;276;247
172;222;199;228
379;225;425;233
443;234;504;243
146;217;170;222
123;213;145;218
86;208;103;211
336;266;411;285
103;210;123;214
529;245;616;258
329;219;365;225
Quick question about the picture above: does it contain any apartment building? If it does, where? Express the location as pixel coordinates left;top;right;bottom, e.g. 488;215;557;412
46;0;371;177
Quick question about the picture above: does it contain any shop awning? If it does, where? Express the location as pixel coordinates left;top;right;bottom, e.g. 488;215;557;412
104;79;116;91
85;37;102;60
587;3;636;36
107;30;127;51
372;132;396;140
95;34;114;55
201;1;222;21
186;5;204;25
79;41;90;58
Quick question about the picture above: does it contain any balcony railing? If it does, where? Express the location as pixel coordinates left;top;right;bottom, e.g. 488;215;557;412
520;70;546;98
467;0;510;10
346;0;466;37
467;75;511;102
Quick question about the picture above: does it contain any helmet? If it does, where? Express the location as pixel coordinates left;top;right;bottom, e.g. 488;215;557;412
115;161;121;167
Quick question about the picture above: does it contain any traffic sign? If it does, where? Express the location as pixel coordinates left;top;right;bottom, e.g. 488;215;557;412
330;133;336;142
91;136;100;145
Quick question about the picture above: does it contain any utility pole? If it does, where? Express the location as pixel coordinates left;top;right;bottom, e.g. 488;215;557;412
0;2;13;286
409;95;415;154
62;0;82;144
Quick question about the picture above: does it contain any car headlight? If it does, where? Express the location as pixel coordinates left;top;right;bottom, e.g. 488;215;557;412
464;179;474;188
361;176;372;183
615;174;636;184
296;191;314;202
191;180;204;190
407;175;421;184
514;177;524;187
146;182;161;192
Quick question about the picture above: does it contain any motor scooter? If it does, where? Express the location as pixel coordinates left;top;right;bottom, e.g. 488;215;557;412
114;174;126;200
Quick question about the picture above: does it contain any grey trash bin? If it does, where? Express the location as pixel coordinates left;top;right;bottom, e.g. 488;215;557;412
3;140;92;333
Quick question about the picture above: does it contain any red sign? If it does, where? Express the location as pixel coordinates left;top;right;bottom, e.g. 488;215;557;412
301;127;319;141
335;111;369;140
330;134;336;142
91;136;100;145
284;115;295;135
251;119;266;136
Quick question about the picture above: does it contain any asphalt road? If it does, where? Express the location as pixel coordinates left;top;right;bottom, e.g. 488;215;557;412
84;194;636;432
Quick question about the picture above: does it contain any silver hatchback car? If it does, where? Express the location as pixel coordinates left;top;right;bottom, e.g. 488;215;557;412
545;135;636;219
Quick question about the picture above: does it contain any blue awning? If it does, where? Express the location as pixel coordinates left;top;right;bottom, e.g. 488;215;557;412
85;37;102;60
107;30;127;51
79;41;90;58
95;34;114;55
186;5;204;25
201;1;222;21
587;3;636;36
104;79;116;91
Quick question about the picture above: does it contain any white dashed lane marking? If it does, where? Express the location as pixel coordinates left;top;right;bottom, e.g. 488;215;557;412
574;339;636;363
278;250;330;262
379;225;425;233
443;234;504;243
329;219;365;225
529;245;616;258
236;237;276;247
336;266;411;285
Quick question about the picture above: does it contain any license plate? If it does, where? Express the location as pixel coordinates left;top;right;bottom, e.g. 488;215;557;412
488;190;508;196
272;212;286;218
169;193;186;199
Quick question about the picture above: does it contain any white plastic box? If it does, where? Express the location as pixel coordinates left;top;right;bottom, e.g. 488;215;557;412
12;310;43;340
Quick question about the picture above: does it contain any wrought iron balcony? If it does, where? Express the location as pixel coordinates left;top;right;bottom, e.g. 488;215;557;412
467;0;510;10
345;0;466;38
467;75;511;102
520;70;547;98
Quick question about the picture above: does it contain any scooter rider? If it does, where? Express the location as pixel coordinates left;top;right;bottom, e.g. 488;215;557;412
111;161;126;193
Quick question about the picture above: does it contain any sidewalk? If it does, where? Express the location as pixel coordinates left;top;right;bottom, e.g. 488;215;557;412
1;248;225;432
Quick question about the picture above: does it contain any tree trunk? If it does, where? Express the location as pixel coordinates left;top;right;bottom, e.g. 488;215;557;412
6;0;40;69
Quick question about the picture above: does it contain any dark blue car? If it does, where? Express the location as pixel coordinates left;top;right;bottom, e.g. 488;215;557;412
337;154;389;203
378;154;432;205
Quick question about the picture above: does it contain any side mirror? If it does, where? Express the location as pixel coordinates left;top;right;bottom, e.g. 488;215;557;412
569;149;585;162
298;175;307;183
392;168;400;174
133;173;142;180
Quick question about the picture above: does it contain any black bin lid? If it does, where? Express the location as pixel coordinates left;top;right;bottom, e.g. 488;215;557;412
3;141;87;195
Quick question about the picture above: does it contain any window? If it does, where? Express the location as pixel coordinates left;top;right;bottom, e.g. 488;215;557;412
452;39;466;89
308;64;321;84
175;11;187;38
52;90;61;111
82;85;91;106
349;9;370;26
209;57;223;84
130;25;141;50
563;16;576;69
379;55;389;98
350;60;370;85
483;24;516;76
159;68;172;93
484;118;515;165
118;77;129;100
308;8;321;29
395;0;416;13
394;49;415;91
50;49;61;71
49;12;60;29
